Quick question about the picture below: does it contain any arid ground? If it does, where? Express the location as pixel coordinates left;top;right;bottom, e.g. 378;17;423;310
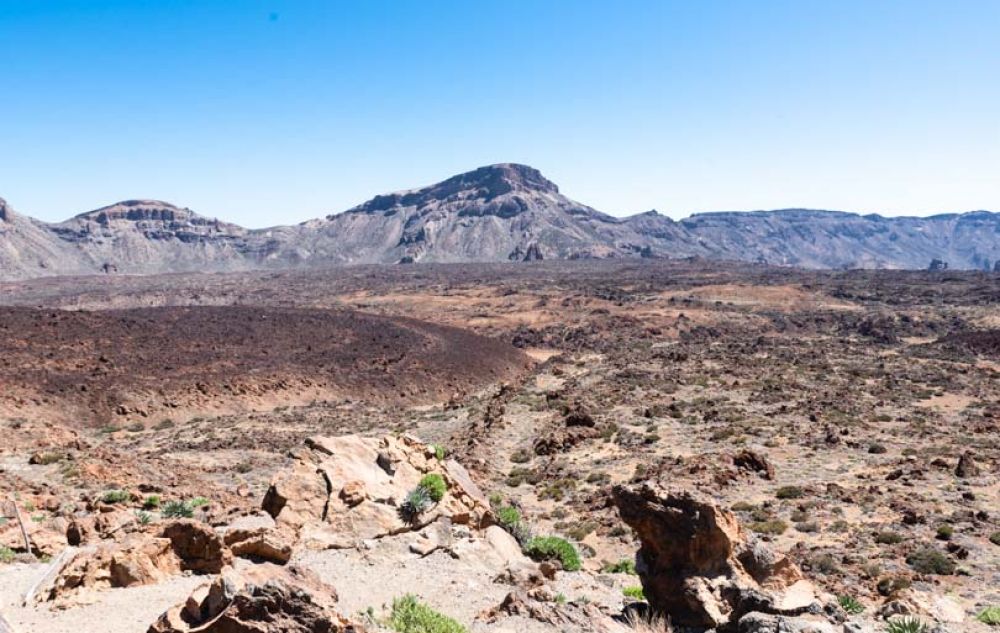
0;260;997;632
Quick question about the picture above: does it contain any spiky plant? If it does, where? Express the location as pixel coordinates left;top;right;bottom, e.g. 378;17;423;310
400;486;433;523
837;595;864;615
886;617;929;633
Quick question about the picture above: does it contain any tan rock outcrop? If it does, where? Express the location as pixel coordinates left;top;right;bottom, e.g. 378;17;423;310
262;434;491;546
611;483;818;628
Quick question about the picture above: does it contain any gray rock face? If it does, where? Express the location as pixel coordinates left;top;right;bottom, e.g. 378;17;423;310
2;164;1000;280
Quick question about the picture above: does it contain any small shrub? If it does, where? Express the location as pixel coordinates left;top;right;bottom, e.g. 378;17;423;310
748;519;788;535
389;594;467;633
127;422;145;432
808;553;839;575
775;486;804;500
564;520;598;541
875;530;904;545
189;497;210;508
989;532;1000;546
101;490;130;504
877;575;911;597
731;501;755;512
400;487;432;522
886;616;929;633
431;444;446;461
495;505;521;530
0;546;15;564
838;595;864;615
162;500;194;519
601;559;636;575
510;448;531;463
906;547;955;575
976;607;1000;626
524;536;581;571
868;443;887;454
31;452;64;465
622;585;646;600
143;495;161;509
936;524;953;541
134;510;153;526
154;419;175;430
417;474;447;503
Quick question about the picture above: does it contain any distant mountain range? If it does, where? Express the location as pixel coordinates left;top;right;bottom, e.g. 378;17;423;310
2;163;999;280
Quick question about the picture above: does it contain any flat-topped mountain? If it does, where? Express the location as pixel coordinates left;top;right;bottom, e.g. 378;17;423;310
2;164;999;280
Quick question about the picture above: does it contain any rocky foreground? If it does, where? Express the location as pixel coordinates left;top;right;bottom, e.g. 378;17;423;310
0;433;972;633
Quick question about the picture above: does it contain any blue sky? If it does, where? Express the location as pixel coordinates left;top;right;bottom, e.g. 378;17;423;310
2;1;999;227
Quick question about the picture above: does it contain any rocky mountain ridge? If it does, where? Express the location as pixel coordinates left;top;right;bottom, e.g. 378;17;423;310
3;164;1000;280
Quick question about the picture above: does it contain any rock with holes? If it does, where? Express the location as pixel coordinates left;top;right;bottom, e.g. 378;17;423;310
612;483;820;628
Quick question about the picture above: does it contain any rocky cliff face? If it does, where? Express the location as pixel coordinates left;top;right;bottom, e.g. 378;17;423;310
2;165;1000;280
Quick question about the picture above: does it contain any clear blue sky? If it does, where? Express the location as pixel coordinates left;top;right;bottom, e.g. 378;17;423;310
2;1;999;227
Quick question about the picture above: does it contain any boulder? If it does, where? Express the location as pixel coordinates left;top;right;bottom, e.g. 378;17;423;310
147;563;361;633
262;434;491;545
611;483;819;628
160;520;231;573
733;449;775;480
225;525;296;565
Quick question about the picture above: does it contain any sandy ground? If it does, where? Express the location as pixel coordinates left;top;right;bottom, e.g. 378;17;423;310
1;562;204;633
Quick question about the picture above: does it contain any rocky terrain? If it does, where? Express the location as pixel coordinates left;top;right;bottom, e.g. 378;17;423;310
4;165;1000;280
0;259;998;633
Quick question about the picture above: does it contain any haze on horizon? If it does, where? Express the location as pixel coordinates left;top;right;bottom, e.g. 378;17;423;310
2;0;999;228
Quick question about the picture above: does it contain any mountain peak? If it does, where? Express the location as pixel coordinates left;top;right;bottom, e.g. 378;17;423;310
452;163;559;195
0;197;10;222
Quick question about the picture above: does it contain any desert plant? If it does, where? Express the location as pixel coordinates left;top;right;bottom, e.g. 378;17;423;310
495;505;521;530
775;485;804;499
885;616;929;633
936;524;953;540
143;495;161;509
400;486;433;522
976;607;1000;626
417;473;447;503
524;536;581;571
838;595;864;615
748;519;788;535
906;547;956;575
101;489;130;504
989;532;1000;546
162;500;194;519
431;444;446;461
623;609;673;633
0;546;15;564
389;594;467;633
875;530;904;545
189;496;210;508
602;559;637;575
622;585;646;600
134;509;153;526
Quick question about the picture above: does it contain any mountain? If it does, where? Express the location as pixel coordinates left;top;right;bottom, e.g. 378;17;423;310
1;164;999;281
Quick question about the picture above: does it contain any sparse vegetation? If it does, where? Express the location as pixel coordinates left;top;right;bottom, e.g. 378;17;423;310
748;519;788;535
0;546;15;564
389;594;467;633
601;559;637;575
622;585;646;600
143;495;161;509
189;496;210;508
417;473;447;503
976;607;1000;626
906;547;956;575
875;530;904;545
161;500;194;519
134;509;153;525
885;616;929;633
101;489;130;504
775;485;804;500
431;444;446;461
524;536;581;571
838;595;864;615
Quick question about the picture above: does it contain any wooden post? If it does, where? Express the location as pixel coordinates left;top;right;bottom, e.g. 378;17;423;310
9;499;31;554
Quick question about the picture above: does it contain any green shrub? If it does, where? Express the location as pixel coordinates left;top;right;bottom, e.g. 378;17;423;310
162;500;194;519
0;546;15;564
134;509;153;526
601;559;636;575
431;444;446;461
775;486;804;500
101;490;130;504
622;585;645;600
877;575;911;597
143;495;161;509
906;547;956;575
990;532;1000;546
189;497;210;508
418;474;447;503
389;594;467;633
976;607;1000;626
838;595;864;614
886;616;929;633
875;530;904;545
936;524;953;541
524;536;581;571
510;448;531;463
495;505;521;530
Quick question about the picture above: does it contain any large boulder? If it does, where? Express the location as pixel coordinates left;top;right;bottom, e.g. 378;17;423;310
148;563;362;633
262;435;491;547
611;483;818;629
